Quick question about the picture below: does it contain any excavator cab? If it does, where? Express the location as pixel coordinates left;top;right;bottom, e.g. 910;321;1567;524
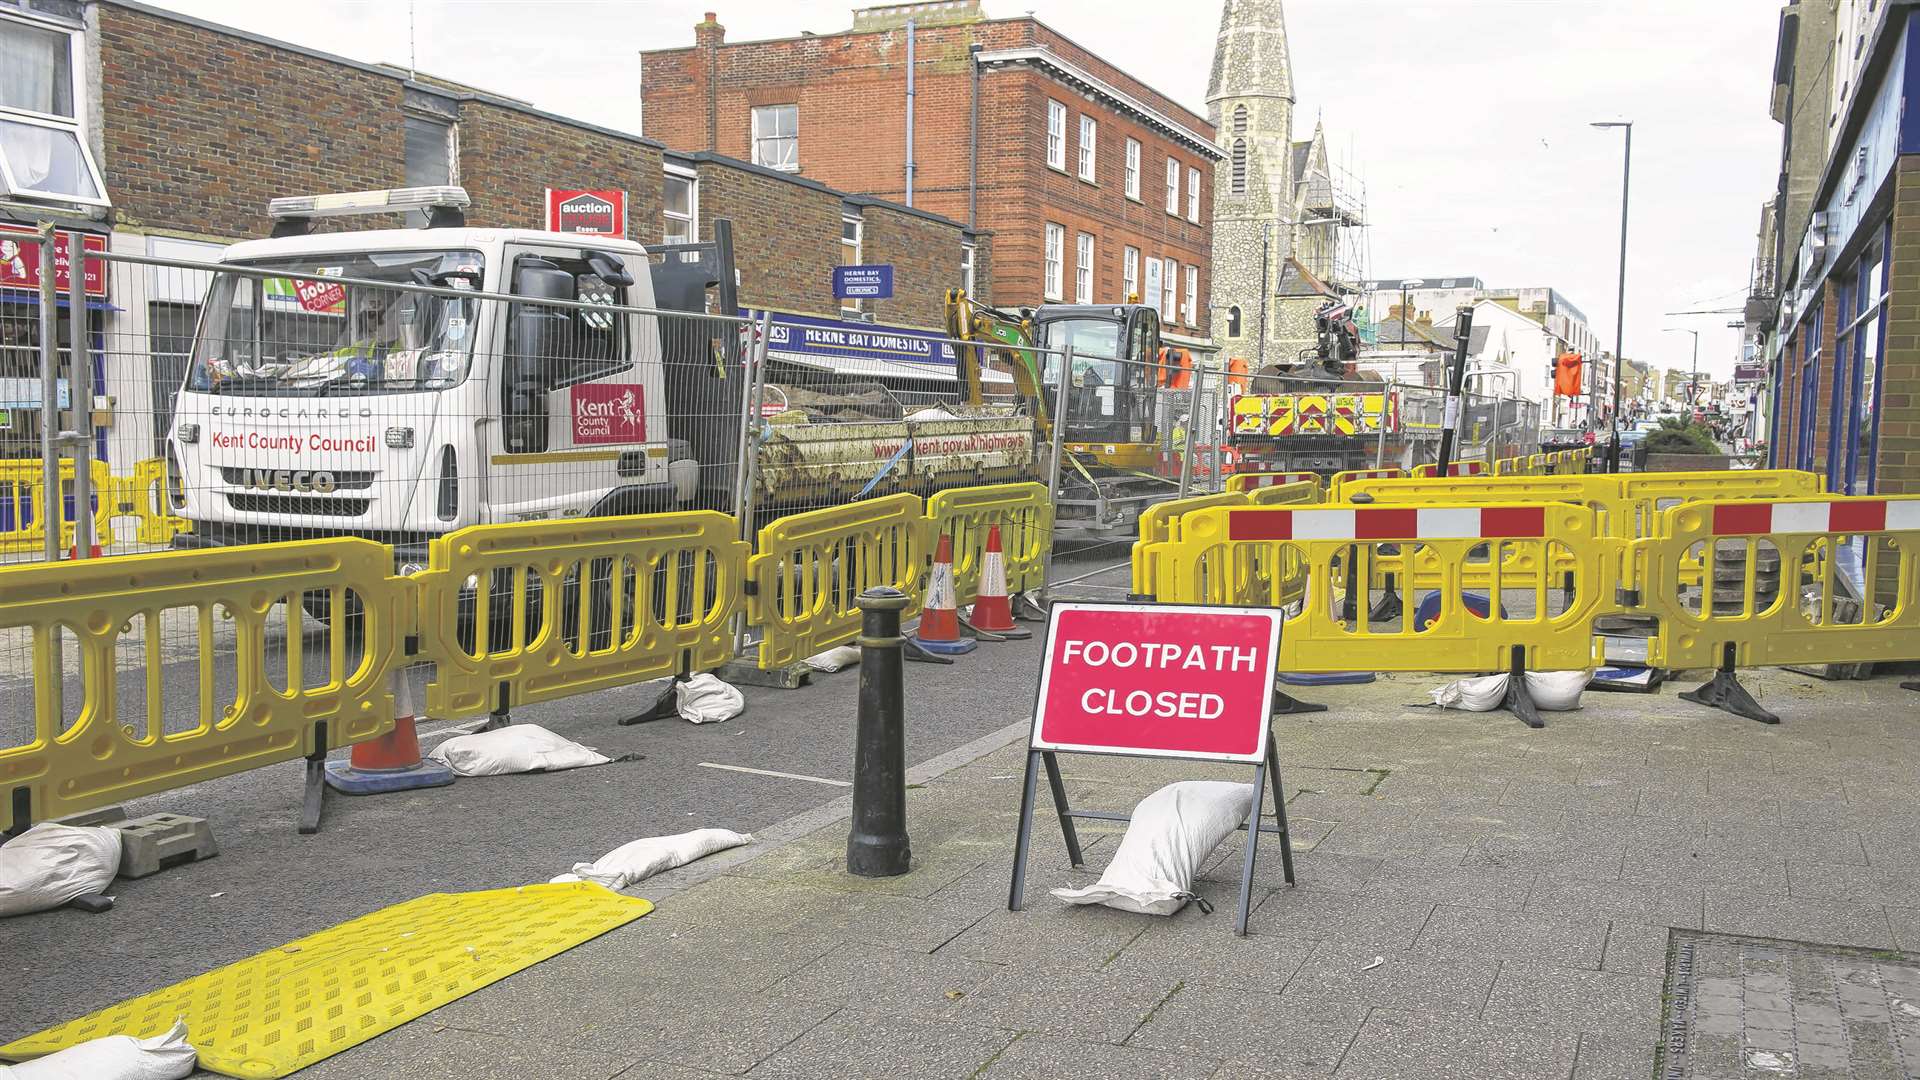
1031;304;1163;462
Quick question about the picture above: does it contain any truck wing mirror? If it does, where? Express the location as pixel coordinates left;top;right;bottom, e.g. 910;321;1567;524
583;250;634;288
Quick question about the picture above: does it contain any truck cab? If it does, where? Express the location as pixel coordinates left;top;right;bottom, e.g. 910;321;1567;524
166;186;708;561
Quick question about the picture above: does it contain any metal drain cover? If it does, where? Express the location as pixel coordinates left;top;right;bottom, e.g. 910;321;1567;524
1660;929;1920;1079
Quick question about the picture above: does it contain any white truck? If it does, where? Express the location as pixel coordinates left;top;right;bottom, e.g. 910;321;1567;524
162;187;1036;636
166;186;712;565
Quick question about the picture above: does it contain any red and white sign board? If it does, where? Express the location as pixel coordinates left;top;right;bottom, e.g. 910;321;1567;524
293;276;347;314
545;188;628;238
571;383;646;444
0;225;108;298
1032;602;1282;763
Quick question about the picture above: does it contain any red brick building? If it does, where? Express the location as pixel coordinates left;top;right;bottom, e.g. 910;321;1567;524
0;0;986;468
640;1;1220;343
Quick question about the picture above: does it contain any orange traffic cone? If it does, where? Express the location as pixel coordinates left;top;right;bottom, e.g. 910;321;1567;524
968;525;1031;639
324;667;455;794
915;533;976;655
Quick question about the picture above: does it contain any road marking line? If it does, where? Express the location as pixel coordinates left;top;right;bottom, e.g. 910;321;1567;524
697;762;851;787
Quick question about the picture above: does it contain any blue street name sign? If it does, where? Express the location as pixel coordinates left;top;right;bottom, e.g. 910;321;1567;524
833;264;894;300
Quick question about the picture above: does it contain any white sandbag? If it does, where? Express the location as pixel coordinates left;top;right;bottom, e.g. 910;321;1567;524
1429;673;1509;711
6;1019;195;1079
804;645;861;673
677;673;744;724
550;828;754;891
426;724;611;776
1051;781;1252;915
1525;670;1591;711
0;822;122;918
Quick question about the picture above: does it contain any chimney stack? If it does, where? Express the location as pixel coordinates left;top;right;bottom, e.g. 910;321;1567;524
696;11;725;45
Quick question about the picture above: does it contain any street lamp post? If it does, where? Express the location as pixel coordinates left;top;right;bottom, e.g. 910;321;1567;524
1663;327;1699;415
1592;120;1632;472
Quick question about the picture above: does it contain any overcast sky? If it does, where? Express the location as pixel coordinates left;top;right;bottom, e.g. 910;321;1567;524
149;0;1780;380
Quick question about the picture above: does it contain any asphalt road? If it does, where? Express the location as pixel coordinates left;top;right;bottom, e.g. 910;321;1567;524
0;599;1077;1043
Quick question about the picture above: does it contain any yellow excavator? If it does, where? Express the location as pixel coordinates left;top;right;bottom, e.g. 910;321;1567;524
944;290;1184;541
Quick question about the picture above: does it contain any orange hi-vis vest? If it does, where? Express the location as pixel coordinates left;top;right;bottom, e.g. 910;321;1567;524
1554;353;1584;397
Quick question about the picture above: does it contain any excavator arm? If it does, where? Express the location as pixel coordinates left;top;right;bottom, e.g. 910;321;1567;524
944;289;1052;438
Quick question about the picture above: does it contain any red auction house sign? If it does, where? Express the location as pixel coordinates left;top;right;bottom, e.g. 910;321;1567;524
1010;601;1297;935
545;189;627;238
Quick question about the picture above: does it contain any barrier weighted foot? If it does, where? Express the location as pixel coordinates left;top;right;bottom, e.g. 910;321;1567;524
1272;687;1329;715
1680;645;1780;725
1499;647;1544;729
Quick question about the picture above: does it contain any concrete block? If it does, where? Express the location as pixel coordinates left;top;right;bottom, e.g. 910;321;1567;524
114;813;218;878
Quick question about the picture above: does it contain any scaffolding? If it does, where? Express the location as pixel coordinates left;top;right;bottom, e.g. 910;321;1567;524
1296;155;1369;298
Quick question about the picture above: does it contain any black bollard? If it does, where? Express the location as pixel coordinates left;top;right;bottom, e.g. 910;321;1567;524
848;586;912;877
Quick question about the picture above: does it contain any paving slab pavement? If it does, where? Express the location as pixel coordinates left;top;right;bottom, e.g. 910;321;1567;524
13;659;1920;1079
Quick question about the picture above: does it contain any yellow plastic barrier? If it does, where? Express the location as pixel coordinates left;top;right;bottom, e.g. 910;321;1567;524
1226;471;1321;494
1631;496;1920;672
746;494;926;670
1341;471;1826;541
925;482;1053;604
416;511;749;719
0;540;402;831
1493;457;1525;476
1611;470;1824;539
1153;502;1610;674
1245;480;1322;507
1410;461;1490;479
1528;454;1549;474
1130;490;1250;599
1327;467;1406;502
117;458;188;546
0;458;118;554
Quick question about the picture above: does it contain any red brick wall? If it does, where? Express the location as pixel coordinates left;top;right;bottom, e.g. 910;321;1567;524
457;103;664;234
641;14;1213;330
692;159;842;313
98;4;403;238
687;161;980;326
860;203;974;327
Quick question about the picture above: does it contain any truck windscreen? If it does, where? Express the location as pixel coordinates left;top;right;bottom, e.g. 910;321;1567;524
185;249;484;396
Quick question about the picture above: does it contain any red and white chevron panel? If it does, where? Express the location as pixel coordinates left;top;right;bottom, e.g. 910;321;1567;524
1245;471;1319;488
1447;461;1489;476
1708;499;1920;536
1339;469;1406;482
1228;506;1548;541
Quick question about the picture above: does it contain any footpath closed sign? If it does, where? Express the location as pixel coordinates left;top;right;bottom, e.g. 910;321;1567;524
1032;603;1282;763
1012;601;1296;935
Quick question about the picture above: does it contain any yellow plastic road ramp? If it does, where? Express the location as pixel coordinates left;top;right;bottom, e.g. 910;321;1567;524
0;882;652;1080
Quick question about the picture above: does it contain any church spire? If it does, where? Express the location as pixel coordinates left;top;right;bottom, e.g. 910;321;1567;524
1207;0;1293;108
